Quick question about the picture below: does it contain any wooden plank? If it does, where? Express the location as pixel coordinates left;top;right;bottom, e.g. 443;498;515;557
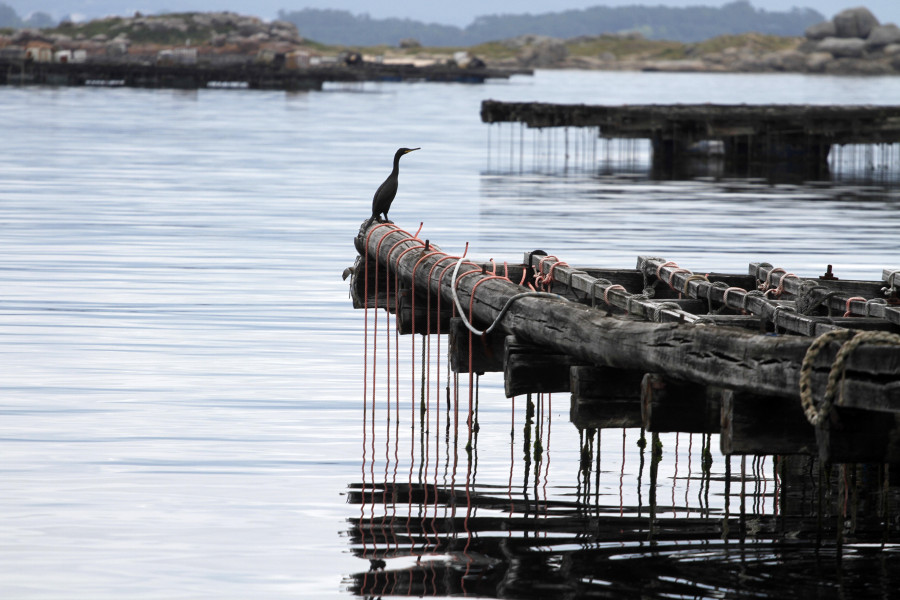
640;373;720;433
569;366;643;429
816;408;900;463
504;336;583;397
348;256;397;310
646;257;899;335
448;318;504;374
397;292;451;335
751;262;900;327
720;390;816;455
356;224;900;411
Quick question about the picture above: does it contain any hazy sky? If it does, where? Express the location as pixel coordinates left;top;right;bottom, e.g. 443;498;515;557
15;0;900;29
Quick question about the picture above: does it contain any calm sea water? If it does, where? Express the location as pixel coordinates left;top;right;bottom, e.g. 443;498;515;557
2;71;900;598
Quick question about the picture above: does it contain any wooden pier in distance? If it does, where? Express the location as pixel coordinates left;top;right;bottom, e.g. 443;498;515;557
351;221;900;464
481;100;900;175
0;58;528;91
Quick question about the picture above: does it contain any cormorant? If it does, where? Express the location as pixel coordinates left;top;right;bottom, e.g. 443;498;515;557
366;147;419;228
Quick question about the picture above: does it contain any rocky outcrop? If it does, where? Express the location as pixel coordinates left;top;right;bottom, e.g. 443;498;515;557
793;7;900;74
832;6;879;38
804;21;836;40
816;36;867;58
505;35;569;68
866;24;900;49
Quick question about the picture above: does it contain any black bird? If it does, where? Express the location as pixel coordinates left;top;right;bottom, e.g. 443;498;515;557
366;147;419;228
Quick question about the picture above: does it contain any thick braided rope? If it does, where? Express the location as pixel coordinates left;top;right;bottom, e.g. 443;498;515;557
800;329;900;425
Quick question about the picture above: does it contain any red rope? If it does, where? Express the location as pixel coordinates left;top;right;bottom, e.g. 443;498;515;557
656;260;677;280
394;243;426;403
604;284;626;306
844;296;866;317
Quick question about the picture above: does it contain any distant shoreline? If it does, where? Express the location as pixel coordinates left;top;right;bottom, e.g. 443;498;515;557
3;7;898;77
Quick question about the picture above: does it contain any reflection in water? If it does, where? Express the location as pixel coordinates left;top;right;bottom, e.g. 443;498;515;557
346;309;900;598
484;122;900;185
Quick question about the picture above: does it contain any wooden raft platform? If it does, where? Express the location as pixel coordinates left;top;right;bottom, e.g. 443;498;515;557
0;59;528;91
351;221;900;463
481;100;900;173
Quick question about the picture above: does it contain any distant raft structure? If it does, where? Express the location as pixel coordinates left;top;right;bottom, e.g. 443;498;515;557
0;57;530;91
351;221;900;464
480;100;900;178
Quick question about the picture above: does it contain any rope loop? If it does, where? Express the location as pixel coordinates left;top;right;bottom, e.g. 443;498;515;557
774;272;798;298
656;260;678;280
843;296;866;318
682;274;709;296
799;330;900;426
865;297;887;317
652;302;682;322
590;278;613;308
741;289;764;314
604;284;626;306
770;304;796;333
760;267;785;291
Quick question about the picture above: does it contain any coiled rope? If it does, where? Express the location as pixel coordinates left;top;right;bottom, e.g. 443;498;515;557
799;329;900;425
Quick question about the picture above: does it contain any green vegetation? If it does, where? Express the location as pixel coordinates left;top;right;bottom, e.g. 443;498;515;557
47;14;219;45
278;1;824;46
566;35;686;61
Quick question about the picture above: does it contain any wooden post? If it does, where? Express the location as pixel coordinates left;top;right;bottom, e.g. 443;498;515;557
569;366;643;429
448;318;504;374
504;336;584;398
397;292;451;335
816;408;900;463
640;373;720;433
720;390;817;455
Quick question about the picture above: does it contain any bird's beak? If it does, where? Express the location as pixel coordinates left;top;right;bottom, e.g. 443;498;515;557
406;148;421;153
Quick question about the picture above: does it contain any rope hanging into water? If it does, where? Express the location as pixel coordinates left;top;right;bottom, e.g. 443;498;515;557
450;255;565;337
799;329;900;426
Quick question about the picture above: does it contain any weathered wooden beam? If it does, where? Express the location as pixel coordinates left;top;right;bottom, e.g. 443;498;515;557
448;318;504;374
355;224;900;412
397;291;451;335
720;390;817;455
816;408;900;463
569;366;643;429
348;256;397;310
525;254;703;324
480;101;900;145
752;262;900;327
640;373;720;433
504;336;584;398
647;256;899;336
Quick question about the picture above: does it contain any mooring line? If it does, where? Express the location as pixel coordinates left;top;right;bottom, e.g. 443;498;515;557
450;254;566;337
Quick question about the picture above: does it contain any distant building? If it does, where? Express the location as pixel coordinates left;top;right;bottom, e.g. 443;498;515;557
157;48;198;65
53;49;87;64
25;42;53;62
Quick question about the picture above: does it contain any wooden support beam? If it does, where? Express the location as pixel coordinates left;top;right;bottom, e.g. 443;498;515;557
751;262;900;327
647;256;900;336
569;366;643;429
349;256;397;310
640;373;720;433
448;318;504;374
816;408;900;464
720;390;817;455
504;336;584;398
397;292;451;335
